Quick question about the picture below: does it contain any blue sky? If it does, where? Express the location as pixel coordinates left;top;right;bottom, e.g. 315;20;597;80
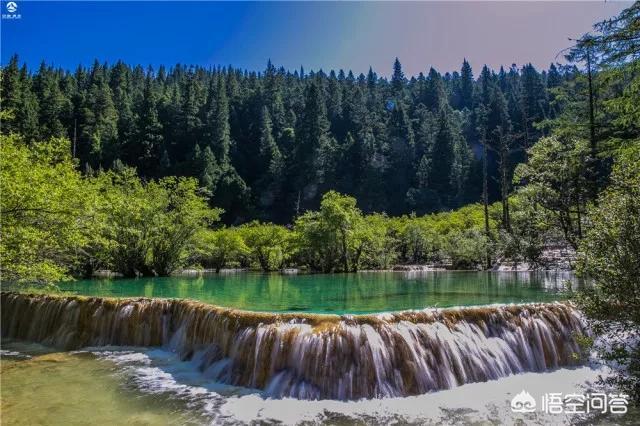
1;1;631;76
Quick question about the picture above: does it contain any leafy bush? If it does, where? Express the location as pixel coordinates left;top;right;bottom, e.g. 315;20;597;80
239;222;293;271
193;228;249;272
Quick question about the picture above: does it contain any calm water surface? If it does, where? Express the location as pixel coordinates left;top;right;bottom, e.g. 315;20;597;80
54;271;580;314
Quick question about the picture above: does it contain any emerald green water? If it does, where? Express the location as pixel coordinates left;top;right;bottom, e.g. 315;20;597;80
51;271;578;314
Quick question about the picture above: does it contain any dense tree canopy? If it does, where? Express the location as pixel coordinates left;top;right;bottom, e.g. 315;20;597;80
2;55;571;223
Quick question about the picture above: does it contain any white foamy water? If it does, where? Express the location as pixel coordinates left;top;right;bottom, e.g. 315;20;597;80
220;367;604;424
87;348;622;425
0;348;32;359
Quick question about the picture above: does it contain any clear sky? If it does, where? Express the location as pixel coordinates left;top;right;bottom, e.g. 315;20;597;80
0;1;631;77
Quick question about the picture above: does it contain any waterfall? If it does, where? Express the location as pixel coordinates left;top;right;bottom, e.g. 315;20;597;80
1;292;586;400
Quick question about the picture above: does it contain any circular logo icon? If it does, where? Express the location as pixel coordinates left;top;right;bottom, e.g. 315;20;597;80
6;2;18;13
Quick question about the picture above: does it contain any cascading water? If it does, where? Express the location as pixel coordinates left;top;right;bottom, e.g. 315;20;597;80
1;292;587;400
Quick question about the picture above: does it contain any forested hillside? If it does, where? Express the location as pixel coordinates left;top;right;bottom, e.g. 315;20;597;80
1;55;567;223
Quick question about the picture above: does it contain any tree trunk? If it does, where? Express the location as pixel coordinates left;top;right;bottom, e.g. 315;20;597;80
500;146;511;232
482;140;491;269
586;46;598;202
341;231;349;272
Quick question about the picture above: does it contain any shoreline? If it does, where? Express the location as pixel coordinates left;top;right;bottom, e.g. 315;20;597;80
92;266;574;278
